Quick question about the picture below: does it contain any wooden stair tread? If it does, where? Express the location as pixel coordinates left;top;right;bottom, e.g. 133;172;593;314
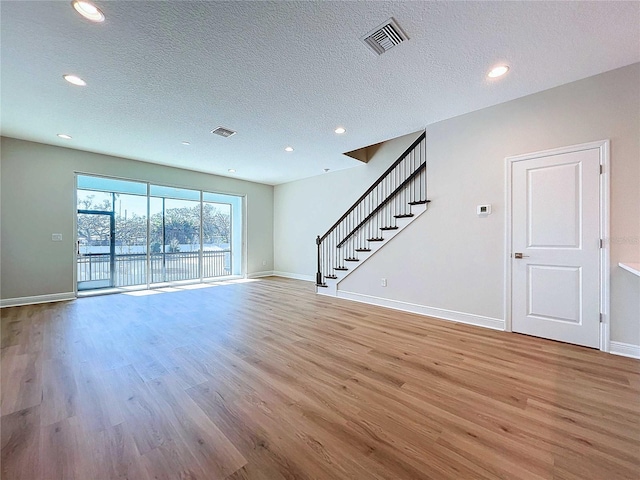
380;226;398;231
394;214;414;218
408;199;431;205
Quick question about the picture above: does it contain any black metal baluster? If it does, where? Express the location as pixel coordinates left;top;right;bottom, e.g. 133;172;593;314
405;156;409;214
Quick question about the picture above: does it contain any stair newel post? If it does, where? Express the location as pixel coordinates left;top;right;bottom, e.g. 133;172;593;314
316;235;322;285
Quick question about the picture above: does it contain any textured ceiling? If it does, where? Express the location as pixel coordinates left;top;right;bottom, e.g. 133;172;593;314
1;1;639;185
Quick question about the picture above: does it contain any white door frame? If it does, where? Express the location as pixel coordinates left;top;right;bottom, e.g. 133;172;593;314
504;140;610;352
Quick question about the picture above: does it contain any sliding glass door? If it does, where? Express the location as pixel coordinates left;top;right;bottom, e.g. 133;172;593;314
77;210;115;290
76;174;242;292
149;186;201;284
202;198;231;278
114;192;149;286
77;177;148;291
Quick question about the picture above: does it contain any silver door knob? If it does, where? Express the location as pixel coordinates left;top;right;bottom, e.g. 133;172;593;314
514;252;529;259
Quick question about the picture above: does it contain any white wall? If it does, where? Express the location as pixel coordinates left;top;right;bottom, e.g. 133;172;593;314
0;138;274;301
274;63;640;347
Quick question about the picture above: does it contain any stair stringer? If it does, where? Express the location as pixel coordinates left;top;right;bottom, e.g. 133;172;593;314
316;202;428;297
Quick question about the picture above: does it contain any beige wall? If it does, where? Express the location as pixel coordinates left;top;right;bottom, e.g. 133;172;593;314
276;63;640;347
0;138;274;301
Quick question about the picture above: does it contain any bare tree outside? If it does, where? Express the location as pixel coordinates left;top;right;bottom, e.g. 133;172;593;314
77;191;231;252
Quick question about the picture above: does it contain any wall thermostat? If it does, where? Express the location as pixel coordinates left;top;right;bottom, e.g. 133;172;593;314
477;204;492;216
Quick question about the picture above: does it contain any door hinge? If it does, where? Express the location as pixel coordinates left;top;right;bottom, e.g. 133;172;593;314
600;164;603;174
599;238;603;248
600;313;603;323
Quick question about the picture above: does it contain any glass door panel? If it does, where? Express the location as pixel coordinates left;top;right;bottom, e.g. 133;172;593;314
163;197;200;282
149;194;201;284
77;211;114;290
114;193;148;287
149;196;164;283
202;202;231;278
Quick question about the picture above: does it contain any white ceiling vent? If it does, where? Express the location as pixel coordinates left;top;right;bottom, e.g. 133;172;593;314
211;126;236;138
361;18;408;56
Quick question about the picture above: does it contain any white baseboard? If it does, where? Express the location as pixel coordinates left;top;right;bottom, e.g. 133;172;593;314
336;290;505;331
246;270;274;279
0;292;76;308
272;271;315;282
610;341;640;359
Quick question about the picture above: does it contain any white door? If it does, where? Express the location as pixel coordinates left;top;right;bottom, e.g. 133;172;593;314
510;146;602;348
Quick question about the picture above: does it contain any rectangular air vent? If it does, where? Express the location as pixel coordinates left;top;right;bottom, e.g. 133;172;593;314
361;18;408;56
211;126;236;138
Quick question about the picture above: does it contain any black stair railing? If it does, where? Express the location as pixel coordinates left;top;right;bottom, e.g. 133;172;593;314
316;131;429;286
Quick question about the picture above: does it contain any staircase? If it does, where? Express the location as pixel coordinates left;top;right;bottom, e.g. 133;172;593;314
316;132;429;295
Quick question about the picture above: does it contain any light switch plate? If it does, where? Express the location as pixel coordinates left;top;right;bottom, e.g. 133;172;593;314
51;233;63;241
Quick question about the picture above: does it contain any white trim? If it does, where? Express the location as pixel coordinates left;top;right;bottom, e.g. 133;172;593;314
253;270;315;282
337;290;505;331
1;292;76;308
600;320;610;354
246;270;274;279
609;342;640;359
599;140;611;352
618;262;640;277
504;140;610;351
504;157;512;332
73;173;79;295
241;194;248;278
271;271;315;282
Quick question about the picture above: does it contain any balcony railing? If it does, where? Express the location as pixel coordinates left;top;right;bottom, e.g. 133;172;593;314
77;250;231;287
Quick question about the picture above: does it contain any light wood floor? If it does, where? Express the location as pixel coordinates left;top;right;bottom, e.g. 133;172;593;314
2;277;639;479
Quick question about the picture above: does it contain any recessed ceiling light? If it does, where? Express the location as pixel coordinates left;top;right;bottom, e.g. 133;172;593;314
57;134;72;139
285;146;294;152
487;65;509;78
63;74;86;86
334;127;346;134
228;169;236;173
181;141;190;145
71;0;105;23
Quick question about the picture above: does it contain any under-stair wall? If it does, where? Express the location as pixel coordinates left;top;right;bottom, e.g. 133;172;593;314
273;131;424;280
315;132;429;293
